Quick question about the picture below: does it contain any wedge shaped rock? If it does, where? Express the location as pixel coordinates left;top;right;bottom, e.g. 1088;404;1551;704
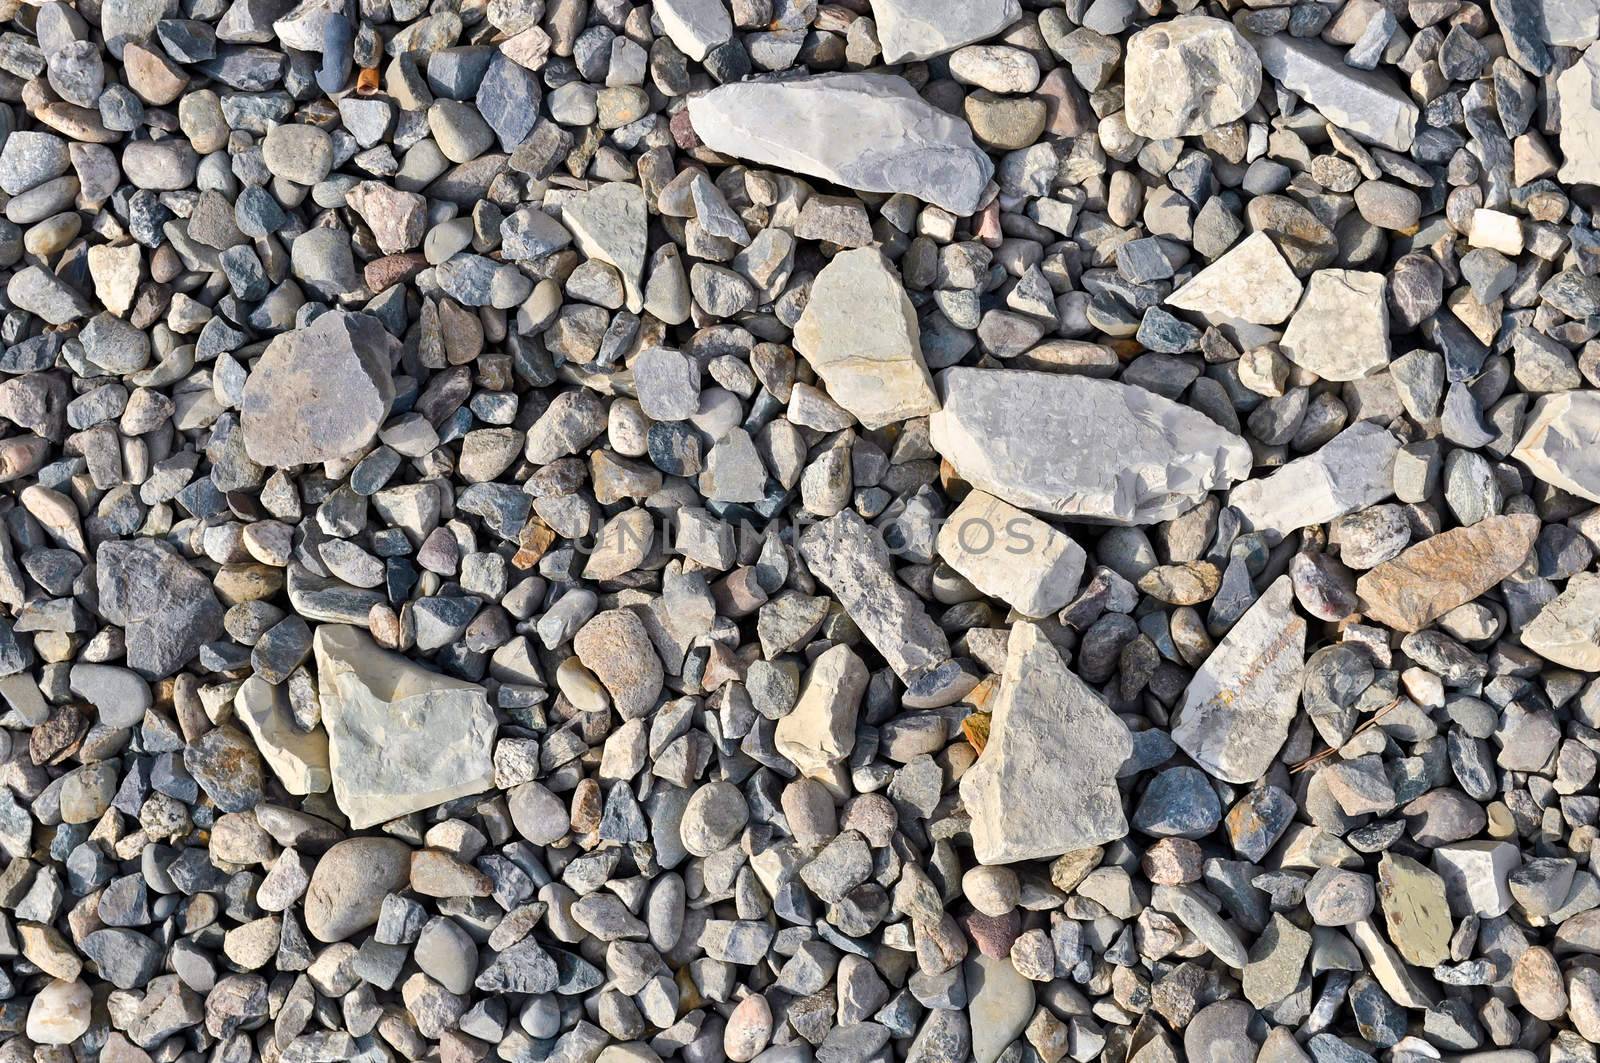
686;73;994;215
234;676;331;796
1522;571;1600;670
560;182;648;313
1166;232;1303;325
869;0;1021;63
960;623;1132;864
1355;514;1541;633
1229;422;1400;541
1171;576;1306;784
314;624;497;829
1250;33;1419;151
929;367;1253;524
96;539;224;680
936;490;1086;617
792;248;940;429
1513;391;1600;502
241;309;397;468
1559;43;1600;187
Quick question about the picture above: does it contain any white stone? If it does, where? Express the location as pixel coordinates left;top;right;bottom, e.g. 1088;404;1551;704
1171;576;1307;784
26;979;91;1045
1468;208;1524;254
1228;422;1400;542
1521;571;1600;670
1513;391;1600;502
966;953;1035;1063
936;491;1086;617
653;0;731;61
1124;16;1262;139
1433;841;1521;917
1559;42;1600;187
314;624;497;829
686;73;994;215
1278;269;1390;381
960;623;1131;865
869;0;1021;63
1541;0;1599;47
774;644;869;778
560;183;648;313
1250;32;1419;151
235;675;331;796
929;367;1253;525
792;248;939;430
1165;232;1303;325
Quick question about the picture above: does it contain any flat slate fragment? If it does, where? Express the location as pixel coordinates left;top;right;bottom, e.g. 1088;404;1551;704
1250;33;1420;151
929;367;1253;525
1355;514;1541;633
1229;422;1400;541
869;0;1022;63
686;73;995;215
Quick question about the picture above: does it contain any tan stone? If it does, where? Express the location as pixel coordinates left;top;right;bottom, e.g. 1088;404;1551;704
1355;514;1540;633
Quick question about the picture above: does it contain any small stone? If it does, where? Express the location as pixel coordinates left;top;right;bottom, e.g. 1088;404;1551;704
935;491;1086;618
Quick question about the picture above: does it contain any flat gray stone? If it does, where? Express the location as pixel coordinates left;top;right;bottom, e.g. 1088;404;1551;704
1250;32;1419;151
869;0;1021;63
1229;422;1400;542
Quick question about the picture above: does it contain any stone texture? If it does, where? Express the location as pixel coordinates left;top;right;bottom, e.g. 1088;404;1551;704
1513;391;1600;502
1228;422;1400;542
1124;16;1262;139
1250;32;1419;151
1171;576;1307;784
869;0;1022;63
686;73;994;215
1521;571;1600;670
97;539;225;679
1279;269;1391;381
313;624;496;829
1355;514;1540;633
960;622;1132;864
791;248;939;429
930;367;1253;525
936;490;1086;617
1166;232;1303;325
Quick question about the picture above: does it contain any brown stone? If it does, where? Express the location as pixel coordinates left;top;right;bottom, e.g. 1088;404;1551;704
1354;514;1539;633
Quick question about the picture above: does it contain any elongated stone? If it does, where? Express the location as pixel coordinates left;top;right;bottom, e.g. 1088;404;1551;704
935;491;1085;618
1171;576;1306;784
1355;514;1540;633
774;644;869;778
960;623;1131;864
869;0;1021;63
1513;391;1600;502
1228;422;1400;542
798;511;950;684
792;248;939;429
686;73;994;215
929;367;1253;525
1250;33;1419;151
1521;571;1600;670
314;624;496;829
1166;232;1303;325
1378;853;1452;967
235;676;331;796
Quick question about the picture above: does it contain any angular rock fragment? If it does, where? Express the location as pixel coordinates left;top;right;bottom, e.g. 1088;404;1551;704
774;644;869;778
686;73;995;215
1279;269;1390;381
560;183;647;314
1228;422;1400;541
1250;33;1420;150
1513;391;1600;501
313;625;496;829
791;248;939;429
240;309;397;468
798;511;951;684
1124;16;1262;139
930;367;1253;524
1171;576;1306;784
234;676;331;796
96;539;224;679
960;623;1131;864
1521;572;1600;670
936;491;1086;617
1165;232;1303;325
654;0;732;61
869;0;1022;63
1355;514;1540;633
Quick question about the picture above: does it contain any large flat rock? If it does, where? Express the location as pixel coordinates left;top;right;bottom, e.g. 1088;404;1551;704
1229;422;1400;542
1250;33;1419;151
314;624;497;829
1513;391;1600;502
869;0;1021;63
1166;232;1303;325
1355;514;1540;633
1522;572;1600;670
929;367;1253;525
960;622;1131;864
686;73;994;215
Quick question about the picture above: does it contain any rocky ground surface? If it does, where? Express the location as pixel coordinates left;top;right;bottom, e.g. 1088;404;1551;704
1;0;1600;1059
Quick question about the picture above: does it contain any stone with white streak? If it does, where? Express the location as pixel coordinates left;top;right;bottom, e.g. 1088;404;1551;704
1279;269;1390;381
798;511;951;683
1513;391;1600;501
1171;576;1306;784
929;367;1253;525
313;624;497;829
961;623;1131;864
1228;422;1400;542
686;73;994;215
1166;232;1303;325
936;491;1086;618
653;0;731;61
869;0;1021;63
1521;572;1600;670
1124;16;1262;139
774;644;869;778
792;248;939;429
1250;32;1419;151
